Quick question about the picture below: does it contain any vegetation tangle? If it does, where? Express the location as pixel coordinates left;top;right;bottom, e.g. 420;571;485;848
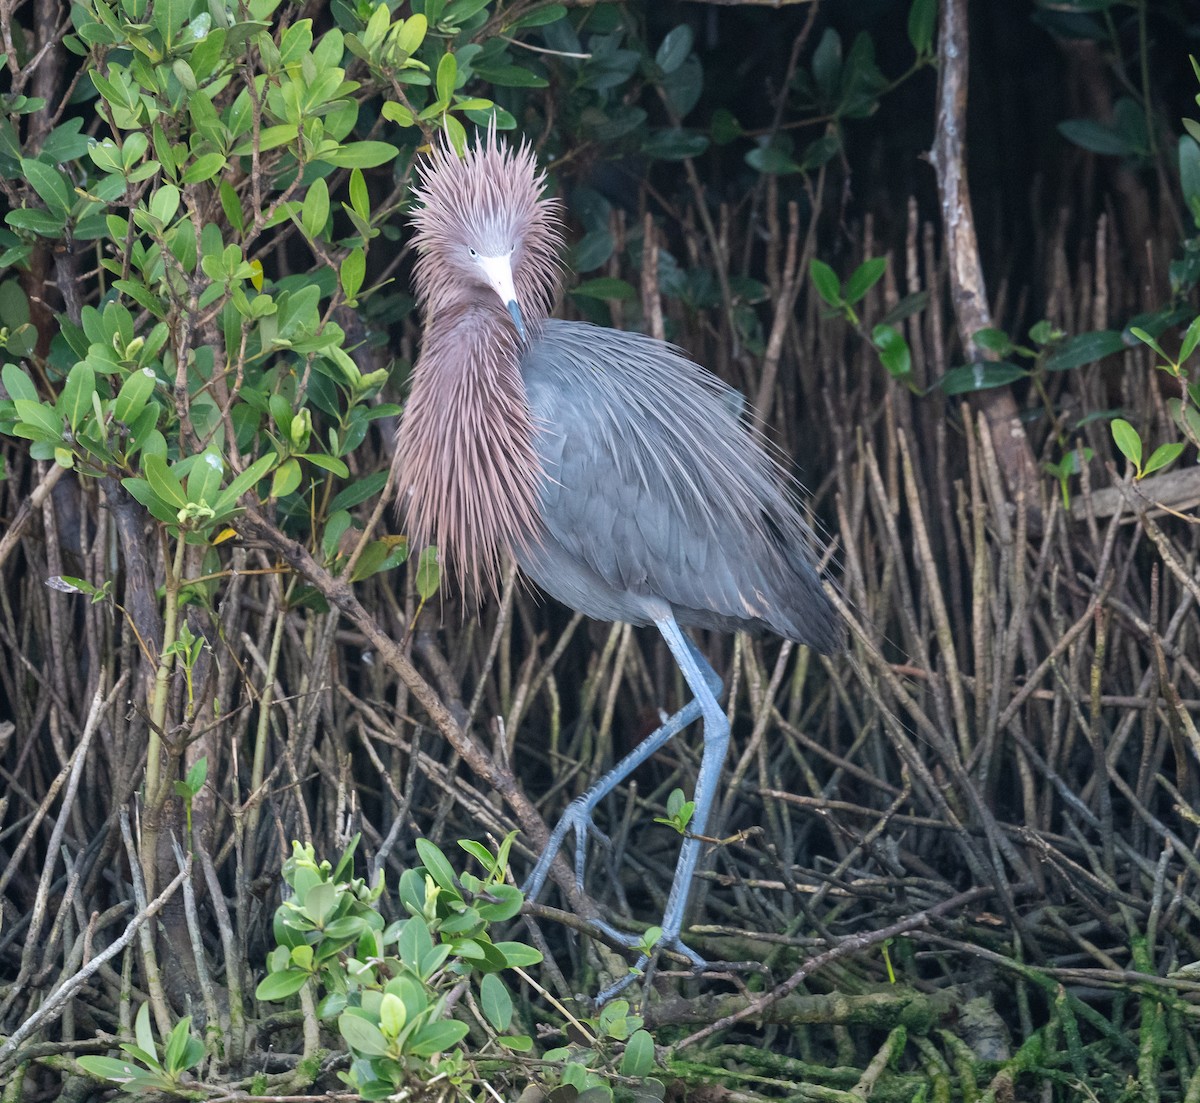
1;0;1200;1101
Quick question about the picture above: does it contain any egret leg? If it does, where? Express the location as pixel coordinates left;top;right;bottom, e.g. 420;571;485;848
591;614;730;1003
522;629;722;903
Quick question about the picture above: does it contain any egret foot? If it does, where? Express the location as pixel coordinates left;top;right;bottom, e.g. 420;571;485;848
589;918;710;1005
522;795;611;900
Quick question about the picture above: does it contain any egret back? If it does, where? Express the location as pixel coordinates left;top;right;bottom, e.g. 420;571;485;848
517;320;842;654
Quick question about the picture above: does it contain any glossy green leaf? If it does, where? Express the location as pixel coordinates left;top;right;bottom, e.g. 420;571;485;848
1044;330;1125;371
143;454;188;508
339;1011;390;1057
872;323;912;380
415;838;458;893
492;941;543;968
21;158;73;218
255;968;309;1001
58;362;95;431
571;277;636;301
303;177;329;239
114;368;158;424
479;974;512;1032
436;51;457;104
908;0;936;53
1142;441;1183;477
408;1019;469;1058
415;545;440;600
938;362;1027;394
620;1029;656;1077
320;141;398;168
1110;418;1142;468
14;399;64;441
655;25;692;75
844;257;887;305
2;362;37;402
809;259;842;307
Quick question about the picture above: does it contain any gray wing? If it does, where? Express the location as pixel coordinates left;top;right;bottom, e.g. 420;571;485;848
518;320;841;652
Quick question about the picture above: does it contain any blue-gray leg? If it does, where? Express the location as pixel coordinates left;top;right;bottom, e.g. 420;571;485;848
523;615;729;1002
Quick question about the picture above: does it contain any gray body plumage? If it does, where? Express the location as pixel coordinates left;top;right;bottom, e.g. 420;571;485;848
517;320;842;653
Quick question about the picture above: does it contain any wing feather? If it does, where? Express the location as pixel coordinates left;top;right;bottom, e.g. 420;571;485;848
518;320;841;651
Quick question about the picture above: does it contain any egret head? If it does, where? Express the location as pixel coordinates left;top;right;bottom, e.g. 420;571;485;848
410;129;562;341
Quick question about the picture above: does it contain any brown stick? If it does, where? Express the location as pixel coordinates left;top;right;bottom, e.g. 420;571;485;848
929;0;1041;515
235;506;588;914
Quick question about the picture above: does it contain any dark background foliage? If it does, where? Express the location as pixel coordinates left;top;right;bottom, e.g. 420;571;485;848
2;0;1200;1100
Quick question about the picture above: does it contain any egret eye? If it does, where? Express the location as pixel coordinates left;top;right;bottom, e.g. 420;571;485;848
468;247;478;258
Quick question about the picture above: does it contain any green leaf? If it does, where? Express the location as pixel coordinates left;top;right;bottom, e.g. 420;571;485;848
872;324;911;380
211;452;276;516
271;457;302;499
1179;316;1200;364
2;363;37;401
143;454;188;509
1058;119;1134;157
1142;441;1183;477
436;51;457;104
329;469;387;512
304;881;338;926
479;974;512;1032
181;152;226;184
14;399;64;441
152;0;189;47
300;453;349;477
339;1012;390;1058
1111;418;1142;469
134;1003;157;1065
809;259;842;307
938;362;1027;394
642;128;708;161
1128;326;1168;360
1180;135;1200;215
1044;330;1126;372
571;277;636;301
473;64;547;89
186;448;224;507
415;545;440;601
972;327;1014;355
255;969;310;1001
114;368;158;424
341;248;365;301
150;184;181;226
843;257;887;305
349;168;370;220
303;177;329;239
20;158;73;218
58;362;95;431
506;4;566;30
620;1029;656;1077
907;0;936;55
492;941;543;968
163;1017;193;1074
319;141;399;169
416;838;458;892
409;1019;469;1058
6;207;66;236
77;1055;157;1083
655;25;692;75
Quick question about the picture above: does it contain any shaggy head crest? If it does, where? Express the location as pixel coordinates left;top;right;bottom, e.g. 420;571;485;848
394;129;558;598
409;129;562;329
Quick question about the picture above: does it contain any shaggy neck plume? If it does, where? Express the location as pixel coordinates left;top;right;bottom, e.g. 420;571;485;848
393;131;563;597
393;302;543;598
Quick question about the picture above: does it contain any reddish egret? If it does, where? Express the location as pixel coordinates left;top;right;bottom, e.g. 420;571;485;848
393;131;842;997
